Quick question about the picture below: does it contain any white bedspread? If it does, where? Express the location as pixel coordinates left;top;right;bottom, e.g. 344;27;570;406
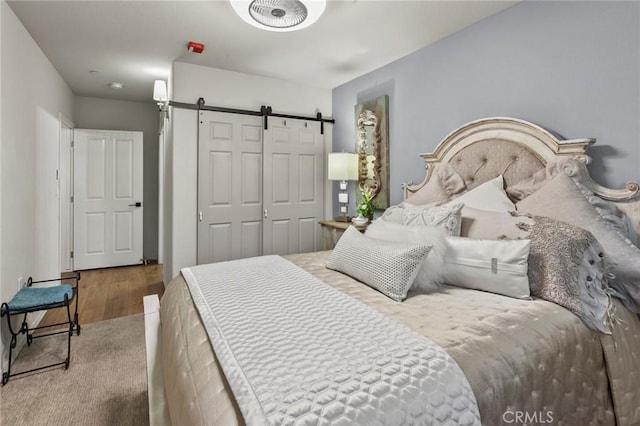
181;255;480;426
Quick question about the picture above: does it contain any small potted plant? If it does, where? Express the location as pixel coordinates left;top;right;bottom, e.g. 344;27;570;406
354;188;377;224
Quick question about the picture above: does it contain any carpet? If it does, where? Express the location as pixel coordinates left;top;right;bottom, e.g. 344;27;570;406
0;314;148;426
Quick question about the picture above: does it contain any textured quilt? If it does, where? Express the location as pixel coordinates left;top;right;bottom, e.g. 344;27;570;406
180;255;481;426
161;251;640;426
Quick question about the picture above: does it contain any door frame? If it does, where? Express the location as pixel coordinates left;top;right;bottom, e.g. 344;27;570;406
59;113;74;272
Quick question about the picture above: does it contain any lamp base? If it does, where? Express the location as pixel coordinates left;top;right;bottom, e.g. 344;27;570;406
334;215;351;223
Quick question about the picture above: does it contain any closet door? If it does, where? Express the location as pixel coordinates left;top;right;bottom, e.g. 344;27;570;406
197;111;263;264
263;118;324;255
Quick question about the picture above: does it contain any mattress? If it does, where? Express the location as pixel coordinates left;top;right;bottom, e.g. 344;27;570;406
160;251;640;426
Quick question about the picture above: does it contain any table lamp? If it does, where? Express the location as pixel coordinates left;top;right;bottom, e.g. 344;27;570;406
328;152;359;222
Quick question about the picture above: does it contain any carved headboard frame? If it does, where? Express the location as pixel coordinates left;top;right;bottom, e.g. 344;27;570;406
403;117;640;236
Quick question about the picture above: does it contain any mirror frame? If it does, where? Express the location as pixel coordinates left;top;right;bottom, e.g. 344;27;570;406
355;95;390;209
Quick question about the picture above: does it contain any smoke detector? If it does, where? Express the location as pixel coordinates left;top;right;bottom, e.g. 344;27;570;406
230;0;326;32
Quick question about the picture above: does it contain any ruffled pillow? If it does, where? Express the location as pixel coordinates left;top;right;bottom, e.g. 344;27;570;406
405;163;466;205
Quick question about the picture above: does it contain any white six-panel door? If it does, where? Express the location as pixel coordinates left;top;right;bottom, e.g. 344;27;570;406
73;130;143;270
198;112;264;264
197;112;324;263
263;118;324;255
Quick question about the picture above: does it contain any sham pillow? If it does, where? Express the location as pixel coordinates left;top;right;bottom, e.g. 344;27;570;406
405;163;466;205
440;237;531;299
326;226;432;301
365;220;447;292
402;203;463;236
517;173;640;315
448;175;515;212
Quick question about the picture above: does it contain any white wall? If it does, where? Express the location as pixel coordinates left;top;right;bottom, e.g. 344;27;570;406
165;62;332;281
74;96;160;260
1;1;74;368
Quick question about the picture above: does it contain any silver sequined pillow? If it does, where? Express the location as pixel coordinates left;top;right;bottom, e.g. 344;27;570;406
402;203;464;236
326;227;432;301
512;214;615;334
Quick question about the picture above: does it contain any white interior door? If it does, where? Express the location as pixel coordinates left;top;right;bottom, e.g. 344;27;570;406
263;118;324;256
197;111;263;264
73;129;143;270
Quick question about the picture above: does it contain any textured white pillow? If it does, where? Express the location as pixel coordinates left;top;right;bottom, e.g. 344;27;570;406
326;227;432;301
441;237;531;299
366;220;448;292
448;175;515;213
402;203;463;236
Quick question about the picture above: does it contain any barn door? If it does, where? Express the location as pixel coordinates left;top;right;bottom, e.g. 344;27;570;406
197;111;264;264
263;118;324;256
73;130;143;270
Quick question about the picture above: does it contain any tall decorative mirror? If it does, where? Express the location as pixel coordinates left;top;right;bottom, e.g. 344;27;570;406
355;95;389;209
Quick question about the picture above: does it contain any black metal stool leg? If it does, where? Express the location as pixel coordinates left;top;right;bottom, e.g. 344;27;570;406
65;294;72;370
2;303;17;385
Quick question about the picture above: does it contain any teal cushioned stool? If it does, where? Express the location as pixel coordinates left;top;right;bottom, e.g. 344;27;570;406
1;273;81;385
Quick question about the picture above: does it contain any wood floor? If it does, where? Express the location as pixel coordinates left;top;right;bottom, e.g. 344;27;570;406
38;264;164;330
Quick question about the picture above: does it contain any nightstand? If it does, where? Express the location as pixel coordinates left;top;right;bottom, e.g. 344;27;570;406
319;220;368;250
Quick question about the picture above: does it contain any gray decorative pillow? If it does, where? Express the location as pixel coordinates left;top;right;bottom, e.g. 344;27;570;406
326;226;432;301
517;173;640;315
523;215;614;334
402;203;463;236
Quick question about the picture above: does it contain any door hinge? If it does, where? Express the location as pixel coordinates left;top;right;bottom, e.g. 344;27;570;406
70;196;74;203
71;140;74;147
264;208;268;219
70;251;74;259
198;211;203;222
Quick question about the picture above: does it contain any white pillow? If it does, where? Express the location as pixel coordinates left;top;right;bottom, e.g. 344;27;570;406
366;220;448;292
441;237;531;299
326;226;432;301
447;175;515;213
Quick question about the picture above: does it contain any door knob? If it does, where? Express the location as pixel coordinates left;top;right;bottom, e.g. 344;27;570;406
128;202;142;207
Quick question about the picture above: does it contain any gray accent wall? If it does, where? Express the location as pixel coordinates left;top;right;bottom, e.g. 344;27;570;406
332;1;640;210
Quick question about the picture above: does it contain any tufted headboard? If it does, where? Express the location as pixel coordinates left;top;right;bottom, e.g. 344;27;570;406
403;117;640;238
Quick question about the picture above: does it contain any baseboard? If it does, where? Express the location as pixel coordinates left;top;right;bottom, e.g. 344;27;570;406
143;295;171;426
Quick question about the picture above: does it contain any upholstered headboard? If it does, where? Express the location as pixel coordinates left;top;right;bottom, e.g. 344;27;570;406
403;117;640;238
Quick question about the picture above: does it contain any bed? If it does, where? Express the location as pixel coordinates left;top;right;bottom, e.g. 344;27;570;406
145;117;640;426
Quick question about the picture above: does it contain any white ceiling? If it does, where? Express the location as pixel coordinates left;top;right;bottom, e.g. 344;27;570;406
8;0;515;104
